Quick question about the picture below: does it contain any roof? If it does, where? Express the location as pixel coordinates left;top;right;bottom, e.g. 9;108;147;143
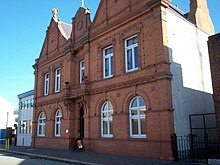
168;3;188;19
58;21;72;40
17;90;34;99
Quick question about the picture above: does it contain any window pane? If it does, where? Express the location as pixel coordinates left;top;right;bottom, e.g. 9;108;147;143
103;103;108;111
132;119;138;134
133;37;138;44
131;109;138;116
105;47;112;55
131;98;137;108
42;125;45;134
103;121;108;135
56;124;59;135
139;97;145;107
141;118;146;134
127;39;133;47
108;102;113;110
127;49;133;70
134;47;138;68
109;120;112;135
39;125;42;135
140;108;146;115
110;56;113;75
102;112;108;118
105;58;109;77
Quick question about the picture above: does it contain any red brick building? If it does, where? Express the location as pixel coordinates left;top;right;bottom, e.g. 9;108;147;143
208;33;220;141
32;0;214;160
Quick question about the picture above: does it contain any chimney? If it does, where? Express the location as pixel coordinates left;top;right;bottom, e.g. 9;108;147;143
187;0;214;35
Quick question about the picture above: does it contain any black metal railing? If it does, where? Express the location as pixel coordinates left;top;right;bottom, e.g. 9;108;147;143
171;133;220;164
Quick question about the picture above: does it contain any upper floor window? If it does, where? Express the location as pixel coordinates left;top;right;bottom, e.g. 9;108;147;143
101;101;113;138
125;36;138;72
80;60;85;84
44;73;49;96
103;46;113;79
38;112;46;136
55;68;61;93
55;109;62;137
129;96;146;138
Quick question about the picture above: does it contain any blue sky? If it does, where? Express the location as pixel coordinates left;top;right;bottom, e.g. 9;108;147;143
0;0;219;107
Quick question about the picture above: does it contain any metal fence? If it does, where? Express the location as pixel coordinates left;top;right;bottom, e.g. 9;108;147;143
171;133;220;164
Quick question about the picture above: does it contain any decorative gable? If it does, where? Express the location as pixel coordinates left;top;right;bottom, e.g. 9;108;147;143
39;14;71;63
91;0;171;36
71;7;91;49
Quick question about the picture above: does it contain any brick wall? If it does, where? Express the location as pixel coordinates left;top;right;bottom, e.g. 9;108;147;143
32;0;175;160
208;33;220;140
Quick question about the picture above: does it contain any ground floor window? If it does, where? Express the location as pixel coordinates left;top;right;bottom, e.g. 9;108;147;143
55;109;62;137
101;101;113;138
129;96;146;138
38;112;46;136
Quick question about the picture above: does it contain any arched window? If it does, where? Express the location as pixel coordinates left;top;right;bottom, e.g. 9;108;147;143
38;112;46;136
129;96;146;138
101;101;113;137
55;109;62;137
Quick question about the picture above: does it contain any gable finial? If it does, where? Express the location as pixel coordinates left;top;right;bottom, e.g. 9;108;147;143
52;8;60;22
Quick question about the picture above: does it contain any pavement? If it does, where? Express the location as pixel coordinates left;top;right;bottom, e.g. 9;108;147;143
0;145;205;165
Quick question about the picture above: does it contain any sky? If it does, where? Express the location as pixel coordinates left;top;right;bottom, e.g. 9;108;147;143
0;0;219;108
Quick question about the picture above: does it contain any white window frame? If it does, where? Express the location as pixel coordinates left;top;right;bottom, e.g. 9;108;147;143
38;112;46;137
55;109;62;137
55;68;61;93
129;96;146;138
20;121;26;134
103;46;113;79
44;73;49;96
80;60;85;84
125;35;138;72
101;101;113;138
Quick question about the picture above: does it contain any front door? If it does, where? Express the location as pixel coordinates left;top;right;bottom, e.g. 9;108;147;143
79;107;84;139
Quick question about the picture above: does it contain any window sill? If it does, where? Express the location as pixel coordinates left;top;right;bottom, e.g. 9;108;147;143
130;135;147;139
126;68;138;73
101;135;113;138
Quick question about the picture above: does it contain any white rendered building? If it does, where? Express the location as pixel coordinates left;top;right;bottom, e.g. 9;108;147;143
167;2;215;137
17;90;34;146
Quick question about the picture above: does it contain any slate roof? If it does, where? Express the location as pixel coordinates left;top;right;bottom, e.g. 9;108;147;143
58;21;72;40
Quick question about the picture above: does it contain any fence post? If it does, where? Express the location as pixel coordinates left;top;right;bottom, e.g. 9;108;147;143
189;134;195;160
204;133;208;164
171;133;178;161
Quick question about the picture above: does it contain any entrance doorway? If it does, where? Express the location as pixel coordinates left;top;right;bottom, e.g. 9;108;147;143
79;107;84;139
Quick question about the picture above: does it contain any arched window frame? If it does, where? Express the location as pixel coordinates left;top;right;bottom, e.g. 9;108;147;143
55;109;62;137
129;96;146;138
38;112;46;137
101;101;113;138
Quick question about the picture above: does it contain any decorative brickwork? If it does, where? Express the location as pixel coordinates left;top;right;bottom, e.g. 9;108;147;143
32;0;214;160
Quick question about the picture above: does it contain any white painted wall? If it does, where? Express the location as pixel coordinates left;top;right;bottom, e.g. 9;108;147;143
166;8;215;137
17;93;33;147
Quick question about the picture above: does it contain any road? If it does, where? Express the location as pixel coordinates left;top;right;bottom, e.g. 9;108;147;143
0;151;75;165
